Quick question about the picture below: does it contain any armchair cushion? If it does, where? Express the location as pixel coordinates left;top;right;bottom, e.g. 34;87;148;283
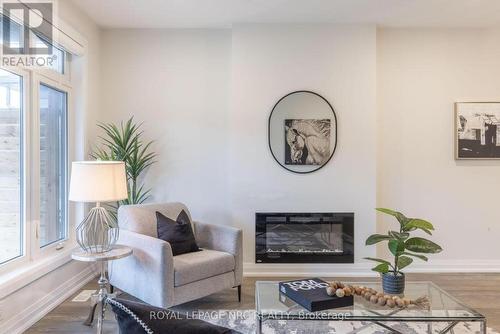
194;222;243;286
173;249;235;286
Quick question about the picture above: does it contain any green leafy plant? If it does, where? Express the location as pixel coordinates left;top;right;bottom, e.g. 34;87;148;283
364;208;443;275
91;117;157;216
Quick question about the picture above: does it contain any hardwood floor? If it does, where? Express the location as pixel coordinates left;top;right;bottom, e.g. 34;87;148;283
26;273;500;333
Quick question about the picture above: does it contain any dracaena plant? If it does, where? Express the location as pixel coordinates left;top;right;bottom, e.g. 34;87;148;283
90;117;157;218
364;208;443;275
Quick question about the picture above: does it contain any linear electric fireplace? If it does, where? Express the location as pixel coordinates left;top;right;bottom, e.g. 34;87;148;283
256;212;354;263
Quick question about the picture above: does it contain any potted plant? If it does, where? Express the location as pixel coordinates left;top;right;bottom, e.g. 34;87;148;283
91;117;157;218
365;208;443;295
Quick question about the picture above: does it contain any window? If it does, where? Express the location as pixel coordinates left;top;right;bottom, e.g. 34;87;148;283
31;32;66;74
1;15;66;74
39;84;67;247
0;17;72;269
0;14;23;50
49;46;65;74
0;69;23;265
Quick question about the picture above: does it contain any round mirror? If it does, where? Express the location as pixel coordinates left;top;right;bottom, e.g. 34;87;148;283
268;91;337;174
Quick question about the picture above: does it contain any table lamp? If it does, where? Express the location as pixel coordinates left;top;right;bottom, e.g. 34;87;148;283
69;161;128;253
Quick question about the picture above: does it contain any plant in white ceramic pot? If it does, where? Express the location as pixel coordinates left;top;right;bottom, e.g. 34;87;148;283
365;208;443;294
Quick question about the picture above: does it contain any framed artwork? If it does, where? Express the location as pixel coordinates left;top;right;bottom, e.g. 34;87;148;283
284;119;331;165
268;91;337;174
455;102;500;159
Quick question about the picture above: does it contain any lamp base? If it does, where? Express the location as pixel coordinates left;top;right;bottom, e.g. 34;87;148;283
76;204;119;253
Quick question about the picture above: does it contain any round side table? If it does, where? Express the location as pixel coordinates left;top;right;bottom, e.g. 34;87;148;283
72;245;133;334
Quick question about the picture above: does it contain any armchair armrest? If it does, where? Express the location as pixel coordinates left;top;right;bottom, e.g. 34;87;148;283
193;222;243;285
109;230;175;308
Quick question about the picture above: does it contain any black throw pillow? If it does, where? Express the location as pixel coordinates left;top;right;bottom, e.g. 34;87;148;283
107;297;239;334
176;209;191;226
156;210;200;256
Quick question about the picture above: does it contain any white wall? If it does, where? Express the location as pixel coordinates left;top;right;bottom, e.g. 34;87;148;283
98;24;500;275
58;0;102;151
377;28;500;269
230;24;377;274
100;29;232;224
98;24;377;276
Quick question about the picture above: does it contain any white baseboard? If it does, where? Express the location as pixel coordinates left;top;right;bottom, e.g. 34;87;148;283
404;260;500;273
243;262;376;277
2;264;97;334
243;260;500;277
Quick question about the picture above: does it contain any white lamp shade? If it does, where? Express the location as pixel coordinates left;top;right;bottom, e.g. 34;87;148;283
69;161;128;203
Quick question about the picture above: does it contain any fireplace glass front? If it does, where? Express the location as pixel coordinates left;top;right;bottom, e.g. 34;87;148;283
256;213;354;263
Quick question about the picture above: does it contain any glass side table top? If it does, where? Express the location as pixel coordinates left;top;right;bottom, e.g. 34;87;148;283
255;281;485;321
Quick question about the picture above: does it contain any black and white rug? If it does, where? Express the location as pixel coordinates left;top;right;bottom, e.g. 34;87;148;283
203;310;495;334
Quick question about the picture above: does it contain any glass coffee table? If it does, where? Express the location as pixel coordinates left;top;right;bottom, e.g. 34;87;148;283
255;281;486;334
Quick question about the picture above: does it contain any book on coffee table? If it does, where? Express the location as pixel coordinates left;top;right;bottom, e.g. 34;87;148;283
279;278;353;312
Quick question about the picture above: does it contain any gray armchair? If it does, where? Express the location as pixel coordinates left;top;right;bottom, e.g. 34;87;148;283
108;202;243;308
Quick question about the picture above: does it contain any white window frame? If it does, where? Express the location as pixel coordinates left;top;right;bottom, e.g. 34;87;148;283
0;55;74;274
31;72;73;261
35;50;71;85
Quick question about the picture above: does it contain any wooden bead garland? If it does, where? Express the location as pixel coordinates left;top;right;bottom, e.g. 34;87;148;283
325;282;429;309
326;281;355;300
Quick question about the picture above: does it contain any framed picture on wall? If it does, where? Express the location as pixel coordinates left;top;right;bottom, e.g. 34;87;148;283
284;119;331;165
455;102;500;159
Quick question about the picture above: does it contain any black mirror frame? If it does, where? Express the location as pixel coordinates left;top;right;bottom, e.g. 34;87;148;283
268;90;338;174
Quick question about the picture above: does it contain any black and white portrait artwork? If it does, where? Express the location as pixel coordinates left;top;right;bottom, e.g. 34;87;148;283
285;119;331;165
456;102;500;159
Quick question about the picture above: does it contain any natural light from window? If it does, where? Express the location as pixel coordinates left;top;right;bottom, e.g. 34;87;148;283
39;84;67;247
0;69;23;264
0;16;71;267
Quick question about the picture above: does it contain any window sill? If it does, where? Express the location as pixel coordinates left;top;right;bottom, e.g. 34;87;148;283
0;244;83;299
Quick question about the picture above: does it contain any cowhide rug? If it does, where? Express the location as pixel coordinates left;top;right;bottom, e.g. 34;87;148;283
203;310;495;334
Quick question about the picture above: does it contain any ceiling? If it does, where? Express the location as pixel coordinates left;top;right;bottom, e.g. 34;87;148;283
70;0;500;29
